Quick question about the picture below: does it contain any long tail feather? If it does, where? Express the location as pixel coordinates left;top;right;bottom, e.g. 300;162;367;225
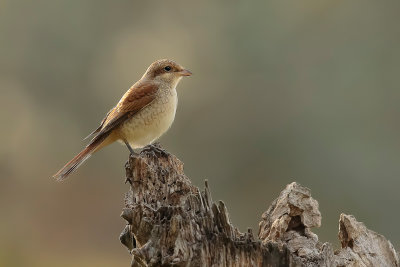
53;118;115;181
52;146;95;181
53;125;114;181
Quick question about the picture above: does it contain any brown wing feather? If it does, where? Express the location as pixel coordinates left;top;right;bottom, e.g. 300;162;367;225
88;81;159;145
83;108;114;140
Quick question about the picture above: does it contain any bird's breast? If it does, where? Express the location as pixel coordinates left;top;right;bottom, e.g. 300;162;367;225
120;89;178;148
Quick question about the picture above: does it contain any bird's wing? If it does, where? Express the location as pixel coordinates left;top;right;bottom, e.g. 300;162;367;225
87;81;159;146
83;108;114;140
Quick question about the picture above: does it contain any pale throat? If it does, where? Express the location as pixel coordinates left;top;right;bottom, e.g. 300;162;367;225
154;75;182;90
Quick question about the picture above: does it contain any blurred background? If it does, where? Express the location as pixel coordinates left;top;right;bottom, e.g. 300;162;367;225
1;0;400;266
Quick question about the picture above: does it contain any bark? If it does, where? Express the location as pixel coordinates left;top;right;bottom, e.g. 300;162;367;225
119;145;399;267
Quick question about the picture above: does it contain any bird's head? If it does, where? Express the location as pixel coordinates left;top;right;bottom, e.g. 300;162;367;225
142;59;192;87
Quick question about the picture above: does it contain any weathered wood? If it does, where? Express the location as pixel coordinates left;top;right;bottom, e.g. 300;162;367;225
120;145;399;267
335;214;399;267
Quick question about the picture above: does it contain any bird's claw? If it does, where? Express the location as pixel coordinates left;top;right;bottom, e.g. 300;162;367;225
147;142;168;156
129;151;139;158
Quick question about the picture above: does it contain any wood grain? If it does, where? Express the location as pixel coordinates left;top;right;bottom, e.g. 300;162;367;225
120;145;399;267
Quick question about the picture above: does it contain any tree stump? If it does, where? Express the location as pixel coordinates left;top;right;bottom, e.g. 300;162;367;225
120;145;399;267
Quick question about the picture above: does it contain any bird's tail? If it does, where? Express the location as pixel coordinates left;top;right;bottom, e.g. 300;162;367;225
53;131;113;181
52;145;95;181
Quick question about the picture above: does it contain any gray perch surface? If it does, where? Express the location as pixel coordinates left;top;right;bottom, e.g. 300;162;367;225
120;144;399;267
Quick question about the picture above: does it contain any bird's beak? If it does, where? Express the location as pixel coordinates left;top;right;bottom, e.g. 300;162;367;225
178;69;192;76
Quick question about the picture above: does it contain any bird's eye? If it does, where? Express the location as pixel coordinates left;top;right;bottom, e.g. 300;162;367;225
164;66;172;71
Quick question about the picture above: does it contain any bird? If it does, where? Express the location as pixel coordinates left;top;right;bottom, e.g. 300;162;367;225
53;59;192;181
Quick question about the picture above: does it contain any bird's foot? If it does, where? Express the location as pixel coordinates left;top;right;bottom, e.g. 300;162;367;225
129;151;139;158
147;142;168;156
124;140;139;157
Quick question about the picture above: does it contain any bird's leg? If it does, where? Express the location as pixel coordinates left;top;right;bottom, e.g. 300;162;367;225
124;140;138;185
124;140;138;156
